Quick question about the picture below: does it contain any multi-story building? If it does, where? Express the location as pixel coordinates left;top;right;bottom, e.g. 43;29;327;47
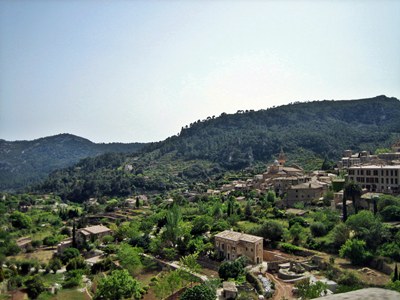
214;230;263;264
348;165;400;194
286;182;327;207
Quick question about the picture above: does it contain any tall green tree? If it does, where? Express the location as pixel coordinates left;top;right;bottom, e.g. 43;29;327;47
295;278;328;299
24;275;45;299
346;210;389;251
163;204;182;246
117;244;143;276
180;282;216;300
344;181;362;214
94;270;143;300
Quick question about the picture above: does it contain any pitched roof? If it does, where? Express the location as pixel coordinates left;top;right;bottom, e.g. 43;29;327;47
290;182;324;189
215;230;262;243
79;225;111;235
223;281;238;292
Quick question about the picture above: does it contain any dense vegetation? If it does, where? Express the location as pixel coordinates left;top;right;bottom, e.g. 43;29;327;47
0;133;145;191
1;187;400;299
36;96;400;202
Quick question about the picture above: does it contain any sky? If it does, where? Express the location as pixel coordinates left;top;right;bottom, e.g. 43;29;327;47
1;0;399;143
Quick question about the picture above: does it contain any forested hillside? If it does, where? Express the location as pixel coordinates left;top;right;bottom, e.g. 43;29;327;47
0;134;145;191
146;95;400;167
36;96;400;201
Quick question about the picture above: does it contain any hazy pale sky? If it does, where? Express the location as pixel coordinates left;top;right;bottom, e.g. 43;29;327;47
1;0;399;143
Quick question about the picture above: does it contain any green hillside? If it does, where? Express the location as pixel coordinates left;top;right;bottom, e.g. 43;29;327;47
0;134;146;191
145;95;400;167
36;95;400;201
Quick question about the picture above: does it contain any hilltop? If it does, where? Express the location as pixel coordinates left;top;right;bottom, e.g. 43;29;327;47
145;95;400;170
0;133;146;191
35;95;400;201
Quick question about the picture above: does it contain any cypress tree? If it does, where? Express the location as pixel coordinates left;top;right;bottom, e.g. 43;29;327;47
227;201;232;217
342;191;347;222
393;263;399;282
72;220;77;248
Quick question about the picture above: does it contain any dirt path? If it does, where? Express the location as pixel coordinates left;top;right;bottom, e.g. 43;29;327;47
265;272;295;300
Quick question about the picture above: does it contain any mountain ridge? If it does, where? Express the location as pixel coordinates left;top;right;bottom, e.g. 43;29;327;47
34;95;400;201
0;133;146;191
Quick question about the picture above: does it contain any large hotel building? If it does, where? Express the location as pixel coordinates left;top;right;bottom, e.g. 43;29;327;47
348;165;400;194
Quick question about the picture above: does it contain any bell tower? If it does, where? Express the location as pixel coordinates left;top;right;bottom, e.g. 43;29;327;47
278;147;286;166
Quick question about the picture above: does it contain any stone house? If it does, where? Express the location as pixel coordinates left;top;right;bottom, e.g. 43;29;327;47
222;281;238;299
16;237;32;252
215;230;263;264
57;239;72;254
77;225;112;245
286;182;327;207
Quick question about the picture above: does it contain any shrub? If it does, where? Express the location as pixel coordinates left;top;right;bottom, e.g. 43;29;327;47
63;270;83;288
280;243;302;254
24;274;45;299
339;239;372;266
378;242;400;261
386;280;400;293
337;270;362;286
60;247;80;264
310;222;327;237
43;236;59;246
246;272;264;294
380;205;400;222
31;240;42;248
180;283;216;300
66;256;86;271
289;217;308;228
218;257;246;280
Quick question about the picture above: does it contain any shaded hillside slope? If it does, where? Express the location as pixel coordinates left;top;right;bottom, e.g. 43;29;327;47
0;134;146;191
36;95;400;201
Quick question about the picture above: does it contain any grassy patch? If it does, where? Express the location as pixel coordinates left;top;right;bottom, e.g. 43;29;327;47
236;221;259;233
41;273;64;285
11;249;54;264
41;289;89;300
